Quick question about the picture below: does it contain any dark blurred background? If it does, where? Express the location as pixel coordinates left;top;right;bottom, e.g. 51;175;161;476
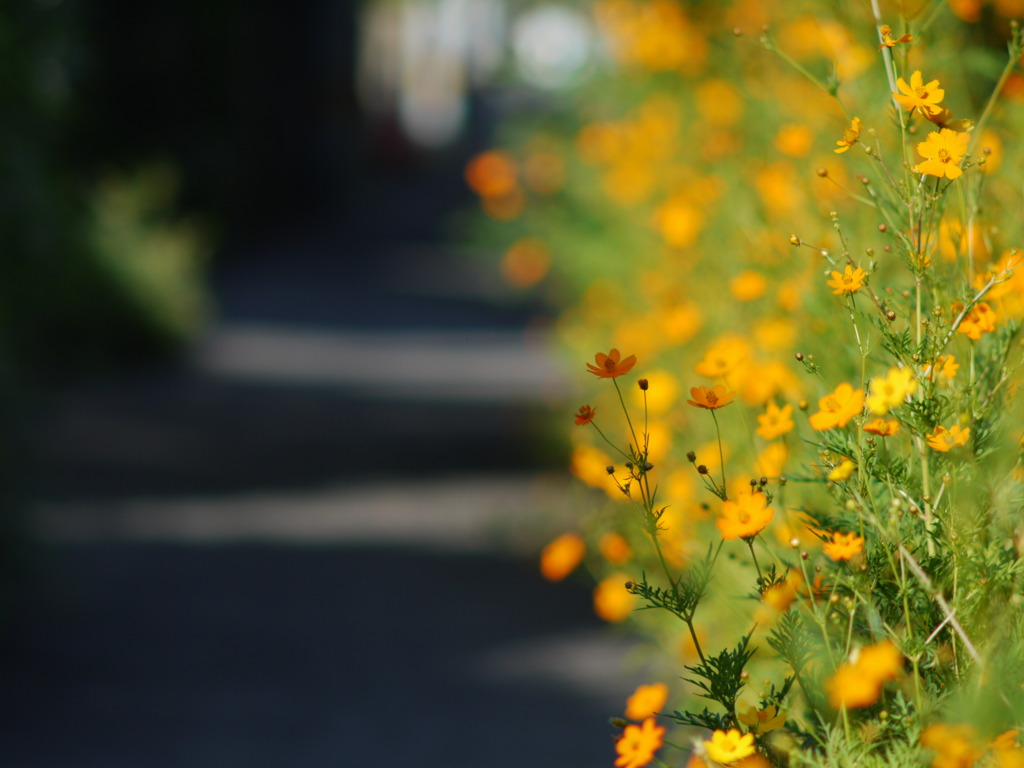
0;2;637;765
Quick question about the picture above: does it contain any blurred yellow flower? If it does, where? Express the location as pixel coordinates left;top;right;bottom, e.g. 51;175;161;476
465;150;518;197
756;401;794;440
808;383;864;430
594;574;637;622
757;442;788;479
826;460;856;482
863;418;900;436
695;335;751;378
704;729;756;764
601;532;633;565
501;238;550;288
822;531;864;561
867;367;918;415
696;79;743;126
927;355;959;382
631;369;679;415
730;270;768;301
927;424;970;452
774;124;813;157
625;682;669;720
737;703;787;734
540;533;586;581
717;492;774;540
654;195;703;247
956;301;996;339
920;722;985;768
662;302;704;343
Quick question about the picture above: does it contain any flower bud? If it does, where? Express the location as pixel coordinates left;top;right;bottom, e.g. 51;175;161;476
637;378;649;390
697;465;709;475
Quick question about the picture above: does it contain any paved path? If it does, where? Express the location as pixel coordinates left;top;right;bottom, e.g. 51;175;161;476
0;170;644;766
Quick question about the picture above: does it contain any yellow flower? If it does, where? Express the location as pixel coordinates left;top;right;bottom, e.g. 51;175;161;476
921;723;985;768
927;355;959;382
730;270;768;301
756;401;794;440
595;574;637;623
539;533;585;581
717;493;774;540
774;124;813;157
695;335;751;378
600;532;633;565
863;418;900;437
808;383;865;430
916;129;970;180
826;460;856;482
704;729;756;764
826;664;882;709
927;424;971;452
956;301;997;339
893;70;946;116
834;116;862;154
625;683;669;721
866;367;918;415
878;24;913;49
827;265;866;294
822;531;865;561
857;641;903;682
737;704;787;735
615;717;665;768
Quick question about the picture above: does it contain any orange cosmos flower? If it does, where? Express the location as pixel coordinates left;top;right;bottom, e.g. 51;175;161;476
921;723;985;768
717;492;774;540
808;383;865;430
826;640;903;709
823;531;865;561
927;355;959;382
864;418;900;436
927;424;971;452
827;265;867;295
587;349;637;379
540;533;585;581
464;150;518;198
955;302;996;340
893;70;946;117
594;574;637;622
834;116;861;154
878;25;913;49
600;532;633;564
574;404;597;425
625;683;669;721
687;384;736;410
615;717;665;768
756;401;794;440
916;129;970;180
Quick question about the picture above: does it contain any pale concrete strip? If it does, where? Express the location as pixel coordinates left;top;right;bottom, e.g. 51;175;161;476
31;473;573;550
192;325;569;402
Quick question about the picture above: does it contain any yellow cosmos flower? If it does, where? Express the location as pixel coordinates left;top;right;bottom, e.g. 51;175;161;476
822;531;865;561
756;401;794;440
927;355;959;382
615;717;665;768
695;335;751;378
625;683;669;721
867;367;918;415
834;116;862;154
730;270;768;301
827;265;866;294
826;640;903;709
863;418;900;437
927;424;971;452
737;704;787;735
916;129;970;180
539;533;585;581
595;574;637;623
878;24;913;50
893;70;945;116
704;729;756;764
826;460;856;482
717;492;774;541
920;723;985;768
809;383;865;430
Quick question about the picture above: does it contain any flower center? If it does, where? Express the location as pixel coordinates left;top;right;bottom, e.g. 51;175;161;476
706;392;719;405
604;358;616;371
938;148;951;163
738;511;751;524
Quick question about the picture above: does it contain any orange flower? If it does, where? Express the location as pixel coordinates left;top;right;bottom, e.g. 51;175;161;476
464;150;518;198
927;424;971;452
921;723;985;768
687;384;736;410
600;532;633;564
717;492;774;540
916;129;970;180
625;683;669;720
587;349;638;379
827;265;866;294
893;70;945;117
826;640;903;709
834;116;861;154
540;533;585;581
863;418;900;436
955;302;997;340
927;355;959;382
615;717;665;768
822;531;865;561
574;404;597;425
595;574;637;622
878;24;913;49
808;383;865;430
857;641;903;681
